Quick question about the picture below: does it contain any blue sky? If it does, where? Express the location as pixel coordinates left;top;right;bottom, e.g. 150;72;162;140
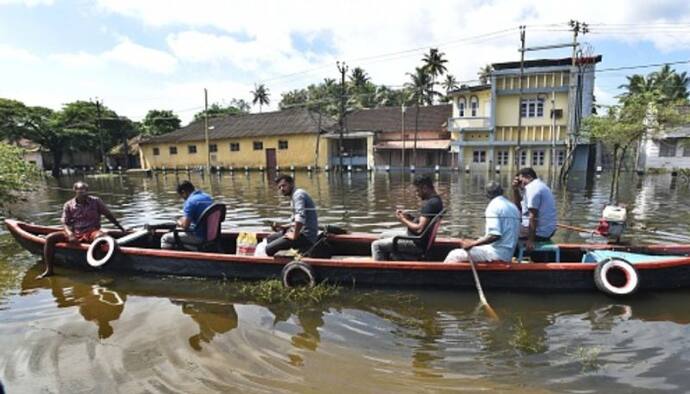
1;0;689;123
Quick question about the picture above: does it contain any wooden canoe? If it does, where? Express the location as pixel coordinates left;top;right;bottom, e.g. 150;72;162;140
6;219;690;293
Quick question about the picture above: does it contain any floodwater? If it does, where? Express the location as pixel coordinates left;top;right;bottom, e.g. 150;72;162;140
1;170;690;393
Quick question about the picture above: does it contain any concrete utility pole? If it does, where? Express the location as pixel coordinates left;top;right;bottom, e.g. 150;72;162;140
92;98;106;171
515;25;526;167
337;61;348;172
204;88;211;171
560;19;588;180
401;100;406;170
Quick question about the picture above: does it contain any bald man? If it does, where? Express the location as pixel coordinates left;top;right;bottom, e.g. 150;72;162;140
38;181;125;278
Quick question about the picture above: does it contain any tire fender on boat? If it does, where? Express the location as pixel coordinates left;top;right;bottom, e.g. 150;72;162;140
87;236;117;268
281;260;316;288
594;257;639;296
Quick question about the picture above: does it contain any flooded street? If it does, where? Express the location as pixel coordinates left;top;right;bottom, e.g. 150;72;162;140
2;171;690;393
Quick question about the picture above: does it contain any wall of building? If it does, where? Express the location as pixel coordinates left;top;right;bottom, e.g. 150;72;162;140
494;93;569;128
460;146;566;173
451;89;491;118
140;133;329;169
644;138;690;169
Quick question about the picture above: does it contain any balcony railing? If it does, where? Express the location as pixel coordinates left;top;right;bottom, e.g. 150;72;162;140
449;117;491;131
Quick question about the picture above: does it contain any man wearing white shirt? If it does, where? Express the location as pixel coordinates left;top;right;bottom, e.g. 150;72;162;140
444;182;520;263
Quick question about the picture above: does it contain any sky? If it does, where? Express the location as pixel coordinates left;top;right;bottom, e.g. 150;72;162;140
1;0;690;124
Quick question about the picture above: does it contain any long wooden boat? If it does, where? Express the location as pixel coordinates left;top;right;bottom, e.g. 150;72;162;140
6;219;690;294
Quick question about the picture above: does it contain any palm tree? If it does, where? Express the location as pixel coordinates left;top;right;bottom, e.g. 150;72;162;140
405;67;438;166
422;48;448;103
349;67;369;88
251;84;270;113
442;74;459;93
478;64;493;85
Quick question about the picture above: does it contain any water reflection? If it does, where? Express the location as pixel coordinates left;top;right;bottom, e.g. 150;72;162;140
175;300;238;351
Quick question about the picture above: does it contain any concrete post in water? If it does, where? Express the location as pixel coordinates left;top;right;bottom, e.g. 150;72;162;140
324;165;330;172
495;165;501;174
465;165;470;173
244;166;249;173
290;165;295;172
307;165;312;172
385;165;390;172
434;164;440;173
259;165;264;172
410;165;416;173
347;165;352;172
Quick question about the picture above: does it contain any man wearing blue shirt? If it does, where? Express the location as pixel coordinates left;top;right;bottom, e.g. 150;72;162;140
161;180;214;250
511;167;557;252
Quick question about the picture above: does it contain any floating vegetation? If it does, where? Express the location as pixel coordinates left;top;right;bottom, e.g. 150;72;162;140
568;345;602;372
508;317;547;354
234;279;340;305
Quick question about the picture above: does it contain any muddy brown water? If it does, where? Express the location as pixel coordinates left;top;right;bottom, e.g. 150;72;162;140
1;171;690;393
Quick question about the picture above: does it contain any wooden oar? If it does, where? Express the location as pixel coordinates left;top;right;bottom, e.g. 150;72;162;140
557;223;601;235
466;248;499;321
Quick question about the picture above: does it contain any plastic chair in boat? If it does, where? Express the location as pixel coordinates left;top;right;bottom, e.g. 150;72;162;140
390;208;446;261
516;241;560;262
172;203;226;252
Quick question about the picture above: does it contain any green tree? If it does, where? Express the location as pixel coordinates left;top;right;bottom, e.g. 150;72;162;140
0;142;41;211
349;67;369;89
422;48;448;103
405;67;438;166
251;84;271;113
584;92;687;201
478;64;493;85
141;110;181;136
193;101;249;122
0;98;29;143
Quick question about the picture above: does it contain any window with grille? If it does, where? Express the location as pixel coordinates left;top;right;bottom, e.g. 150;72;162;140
520;98;544;118
532;150;545;166
473;150;486;163
659;140;677;157
497;150;509;165
169;146;177;155
253;141;263;150
209;144;217;153
188;145;197;154
278;140;288;150
519;150;527;166
229;142;240;152
153;147;160;156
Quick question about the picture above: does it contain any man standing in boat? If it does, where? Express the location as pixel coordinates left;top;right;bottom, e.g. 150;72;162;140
161;180;214;250
512;167;557;253
265;174;319;256
371;175;444;261
38;181;126;278
444;181;520;263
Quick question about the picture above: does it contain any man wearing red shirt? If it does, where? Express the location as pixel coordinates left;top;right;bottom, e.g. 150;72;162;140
38;181;125;278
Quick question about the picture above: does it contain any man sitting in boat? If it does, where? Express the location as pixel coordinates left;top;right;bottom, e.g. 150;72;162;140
371;175;444;261
38;181;126;278
160;181;214;250
511;167;557;253
265;174;319;256
444;181;520;263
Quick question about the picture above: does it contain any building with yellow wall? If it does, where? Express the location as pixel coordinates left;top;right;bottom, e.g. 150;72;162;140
448;55;601;173
139;107;333;170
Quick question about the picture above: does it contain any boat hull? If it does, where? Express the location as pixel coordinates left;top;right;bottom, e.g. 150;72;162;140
6;219;690;292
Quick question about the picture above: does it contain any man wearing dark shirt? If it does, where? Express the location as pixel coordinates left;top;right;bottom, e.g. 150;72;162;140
38;181;125;278
371;176;444;260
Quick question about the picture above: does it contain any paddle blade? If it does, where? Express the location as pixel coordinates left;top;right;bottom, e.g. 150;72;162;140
482;303;499;321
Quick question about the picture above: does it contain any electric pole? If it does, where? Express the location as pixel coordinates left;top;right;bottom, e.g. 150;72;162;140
561;19;588;180
92;98;106;171
204;88;211;171
337;61;348;172
515;25;526;167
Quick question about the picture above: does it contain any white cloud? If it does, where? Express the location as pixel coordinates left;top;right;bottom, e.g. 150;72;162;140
104;39;177;74
0;0;53;5
51;38;177;74
0;44;39;63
